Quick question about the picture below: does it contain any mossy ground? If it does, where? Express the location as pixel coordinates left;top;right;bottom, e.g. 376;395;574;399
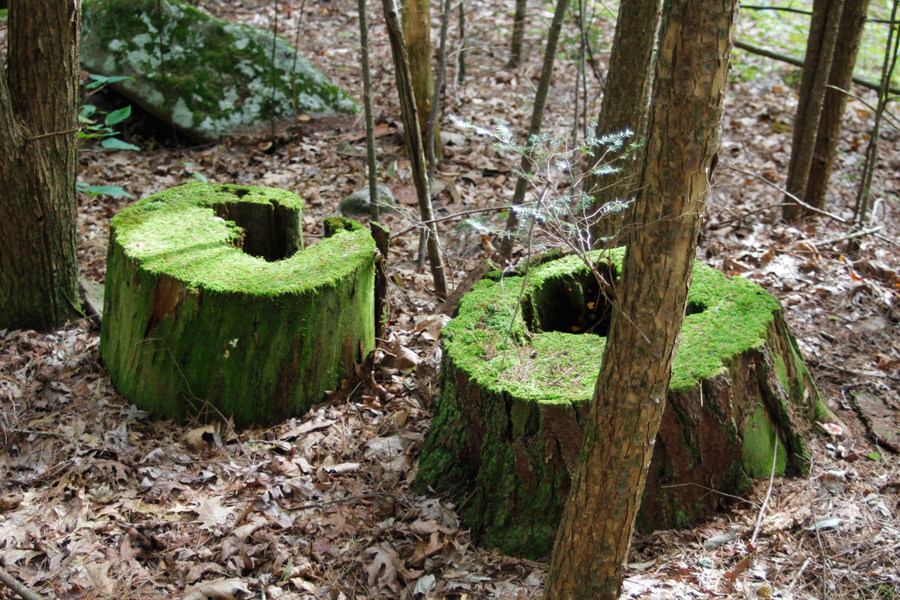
101;183;376;424
416;250;819;557
81;0;358;141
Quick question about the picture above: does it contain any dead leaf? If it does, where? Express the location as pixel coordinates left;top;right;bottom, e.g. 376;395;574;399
193;497;234;531
181;578;250;600
365;543;404;593
184;424;217;452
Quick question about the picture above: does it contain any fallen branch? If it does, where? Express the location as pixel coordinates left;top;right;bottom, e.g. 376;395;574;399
0;565;48;600
734;40;900;95
723;161;900;248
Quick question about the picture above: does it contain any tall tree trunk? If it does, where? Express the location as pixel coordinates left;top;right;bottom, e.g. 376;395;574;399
783;0;845;221
498;0;570;261
402;0;441;161
383;0;448;298
804;0;870;208
545;0;738;594
508;0;528;67
0;0;81;331
584;0;662;248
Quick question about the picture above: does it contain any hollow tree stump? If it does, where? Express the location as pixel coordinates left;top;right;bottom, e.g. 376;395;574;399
100;183;376;424
414;250;825;558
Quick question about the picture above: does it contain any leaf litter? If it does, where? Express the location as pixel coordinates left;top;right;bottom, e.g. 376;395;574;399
2;0;900;598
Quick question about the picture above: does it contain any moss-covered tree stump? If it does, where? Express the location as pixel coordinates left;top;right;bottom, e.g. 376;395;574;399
414;250;824;558
100;183;375;424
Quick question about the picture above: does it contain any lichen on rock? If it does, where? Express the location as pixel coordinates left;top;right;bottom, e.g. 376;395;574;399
81;0;359;141
415;249;821;558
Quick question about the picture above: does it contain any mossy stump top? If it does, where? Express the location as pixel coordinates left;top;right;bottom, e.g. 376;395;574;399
100;183;376;424
415;250;820;558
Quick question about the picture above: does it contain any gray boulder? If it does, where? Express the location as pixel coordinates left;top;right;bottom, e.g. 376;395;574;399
338;184;397;217
81;0;358;142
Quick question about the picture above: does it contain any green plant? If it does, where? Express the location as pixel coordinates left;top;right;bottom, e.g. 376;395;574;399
77;74;140;199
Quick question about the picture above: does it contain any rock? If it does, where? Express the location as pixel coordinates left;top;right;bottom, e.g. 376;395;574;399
338;184;397;217
100;183;376;425
414;250;823;558
81;0;358;142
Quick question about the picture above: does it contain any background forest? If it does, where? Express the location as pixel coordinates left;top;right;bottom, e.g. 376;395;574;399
0;0;898;598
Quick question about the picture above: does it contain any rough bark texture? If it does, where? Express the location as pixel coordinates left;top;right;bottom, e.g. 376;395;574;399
546;0;740;595
402;0;441;160
383;0;447;297
100;184;376;425
508;0;527;67
783;0;845;221
0;0;81;330
584;0;661;248
804;0;870;209
415;252;819;559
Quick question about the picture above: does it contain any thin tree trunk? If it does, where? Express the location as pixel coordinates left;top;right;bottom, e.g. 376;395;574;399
545;0;738;595
584;0;662;248
508;0;528;67
498;0;570;261
383;0;448;298
359;0;389;339
402;0;441;160
783;0;845;221
805;0;869;209
0;0;81;330
456;0;466;85
427;0;452;180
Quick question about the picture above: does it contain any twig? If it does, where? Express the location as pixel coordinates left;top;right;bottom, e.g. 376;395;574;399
806;455;830;600
392;204;515;238
824;84;900;131
0;565;48;600
289;492;409;511
25;128;80;142
751;435;777;545
811;226;883;248
722;161;900;248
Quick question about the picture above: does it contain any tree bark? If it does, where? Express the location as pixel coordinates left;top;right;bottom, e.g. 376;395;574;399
383;0;448;297
805;0;870;209
783;0;845;221
402;0;441;161
0;0;81;331
545;0;738;595
508;0;528;67
584;0;662;248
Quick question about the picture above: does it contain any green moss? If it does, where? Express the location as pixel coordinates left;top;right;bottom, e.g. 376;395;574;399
101;183;376;424
741;403;788;477
110;183;373;297
418;249;818;557
81;0;357;141
442;249;782;406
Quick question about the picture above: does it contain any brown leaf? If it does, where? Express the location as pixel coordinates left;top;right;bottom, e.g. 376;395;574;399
181;578;250;600
184;424;217;452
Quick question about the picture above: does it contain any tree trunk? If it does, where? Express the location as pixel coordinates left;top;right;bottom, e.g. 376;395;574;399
402;0;441;161
383;0;448;297
783;0;845;221
0;0;81;331
508;0;527;67
546;0;738;595
498;0;570;261
584;0;662;248
804;0;870;209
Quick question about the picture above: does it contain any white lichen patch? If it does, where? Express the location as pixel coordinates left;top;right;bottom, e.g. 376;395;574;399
81;0;358;141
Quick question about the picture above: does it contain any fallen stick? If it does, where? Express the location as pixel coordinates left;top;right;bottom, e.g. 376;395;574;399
0;565;48;600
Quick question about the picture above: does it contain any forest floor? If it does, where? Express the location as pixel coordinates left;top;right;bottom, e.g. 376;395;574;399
2;0;899;598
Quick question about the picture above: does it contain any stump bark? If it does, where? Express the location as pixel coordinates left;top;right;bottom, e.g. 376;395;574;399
100;183;376;424
414;250;824;558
